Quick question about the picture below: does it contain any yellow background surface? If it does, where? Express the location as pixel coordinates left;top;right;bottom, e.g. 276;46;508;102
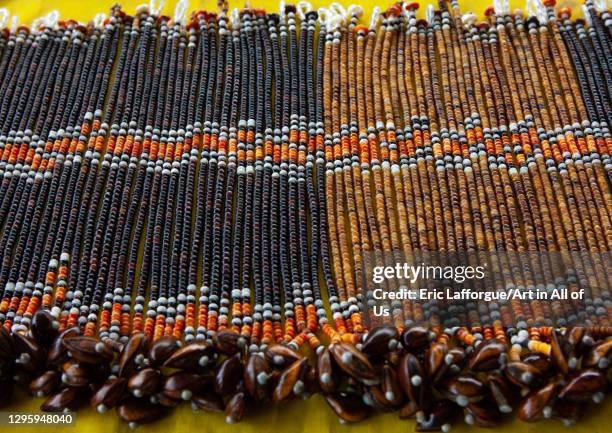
0;0;607;432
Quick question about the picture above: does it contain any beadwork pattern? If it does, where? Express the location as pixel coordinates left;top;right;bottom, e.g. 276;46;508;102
0;0;610;429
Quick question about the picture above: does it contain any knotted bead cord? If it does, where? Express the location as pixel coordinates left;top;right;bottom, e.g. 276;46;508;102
0;1;610;428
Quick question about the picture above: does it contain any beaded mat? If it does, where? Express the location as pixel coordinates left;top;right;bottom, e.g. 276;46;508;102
0;0;610;432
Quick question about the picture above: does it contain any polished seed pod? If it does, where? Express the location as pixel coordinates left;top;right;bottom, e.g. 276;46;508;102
214;330;245;355
225;391;247;424
324;392;370;423
62;336;114;364
487;372;518;413
440;375;486;407
151;392;181;408
41;387;86;412
366;385;398;411
317;347;338;393
302;365;319;395
61;360;91;387
565;327;587;355
329;342;378;384
191;391;224;412
116;398;166;427
127;367;161;397
214;353;243;396
13;332;46;372
558;368;607;402
163;341;213;370
425;343;448;382
517;381;558;422
361;326;399;355
264;344;302;367
552;399;585;426
443;349;467;377
503;362;545;389
398;352;427;407
582;339;612;369
463;400;503;427
48;328;80;366
148;336;181;367
550;330;572;374
90;377;126;413
522;353;553;377
118;333;148;377
401;326;432;352
31;310;58;346
272;357;308;402
398;400;418;419
163;372;210;401
380;364;403;406
468;339;506;372
29;370;60;397
244;353;269;400
415;399;460;432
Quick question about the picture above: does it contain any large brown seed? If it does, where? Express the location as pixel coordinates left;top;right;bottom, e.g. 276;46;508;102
264;344;302;367
127;367;161;397
361;326;399;355
272;357;308;402
367;385;397;410
163;341;213;370
90;377;126;413
118;332;148;377
48;327;80;366
558;368;607;402
163;371;210;400
582;339;612;370
244;353;269;400
191;391;224;412
62;336;114;364
487;372;518;413
116;398;166;426
517;381;558;422
550;330;571;374
398;352;426;407
151;392;181;408
13;332;46;372
503;362;545;389
329;342;378;384
415;399;460;432
401;326;432;352
552;399;585;426
398;400;418;419
29;370;61;397
61;360;91;387
148;336;181;367
522;353;553;376
381;365;403;406
441;375;486;407
214;353;243;395
215;330;245;355
31;310;59;346
41;387;86;412
468;339;506;372
317;347;338;393
464;400;503;427
324;392;370;423
225;391;247;424
424;342;448;382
